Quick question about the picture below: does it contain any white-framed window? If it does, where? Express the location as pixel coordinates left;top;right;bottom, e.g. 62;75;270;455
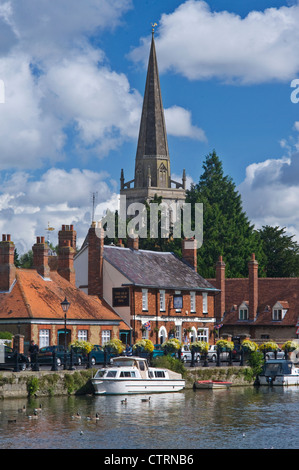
160;290;165;311
142;289;148;311
175;325;181;341
202;292;208;314
190;291;196;312
78;330;88;341
101;330;111;346
239;308;249;320
175;291;182;312
197;328;209;343
273;309;282;321
39;329;50;348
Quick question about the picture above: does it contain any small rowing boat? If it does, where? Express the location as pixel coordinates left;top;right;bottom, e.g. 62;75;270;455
194;380;232;390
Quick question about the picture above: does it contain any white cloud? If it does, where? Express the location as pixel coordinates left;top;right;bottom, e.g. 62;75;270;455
165;105;206;141
238;144;299;241
0;168;118;253
130;0;299;84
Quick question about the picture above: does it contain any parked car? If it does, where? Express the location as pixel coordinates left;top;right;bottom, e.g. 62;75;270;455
265;349;285;360
37;345;84;367
0;346;29;371
82;345;117;365
207;345;229;362
180;344;200;363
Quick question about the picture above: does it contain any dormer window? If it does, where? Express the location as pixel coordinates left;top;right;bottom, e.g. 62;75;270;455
239;301;249;320
272;301;288;321
273;309;282;321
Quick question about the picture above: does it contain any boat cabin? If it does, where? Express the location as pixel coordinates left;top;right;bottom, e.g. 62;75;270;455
261;359;294;377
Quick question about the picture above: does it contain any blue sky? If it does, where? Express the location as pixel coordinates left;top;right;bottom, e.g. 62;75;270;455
1;0;299;253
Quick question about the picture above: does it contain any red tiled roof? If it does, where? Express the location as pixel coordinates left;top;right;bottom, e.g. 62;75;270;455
0;269;124;324
208;277;299;326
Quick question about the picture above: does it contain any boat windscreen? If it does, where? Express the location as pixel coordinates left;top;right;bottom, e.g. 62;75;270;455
263;361;292;376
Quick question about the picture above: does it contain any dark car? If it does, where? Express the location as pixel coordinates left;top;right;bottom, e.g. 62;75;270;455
85;345;117;366
37;345;84;367
0;346;29;371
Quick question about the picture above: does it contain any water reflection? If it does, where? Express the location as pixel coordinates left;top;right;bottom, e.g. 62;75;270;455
0;387;299;449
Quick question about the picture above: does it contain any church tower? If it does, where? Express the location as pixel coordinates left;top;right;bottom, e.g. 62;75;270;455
120;28;186;209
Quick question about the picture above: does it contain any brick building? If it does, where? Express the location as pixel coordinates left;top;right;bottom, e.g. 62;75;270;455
208;254;299;345
74;224;219;345
0;228;128;353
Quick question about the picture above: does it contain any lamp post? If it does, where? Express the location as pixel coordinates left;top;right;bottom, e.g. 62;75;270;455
61;297;70;370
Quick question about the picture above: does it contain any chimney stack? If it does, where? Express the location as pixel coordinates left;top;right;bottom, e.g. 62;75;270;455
58;224;77;250
182;238;197;271
127;233;139;251
33;236;50;278
215;255;226;321
57;225;76;284
88;222;104;297
248;253;258;321
0;234;16;291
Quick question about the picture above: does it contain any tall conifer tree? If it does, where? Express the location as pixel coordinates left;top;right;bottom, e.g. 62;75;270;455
186;150;265;278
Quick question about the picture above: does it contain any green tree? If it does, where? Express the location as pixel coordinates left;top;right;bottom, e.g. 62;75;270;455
186;150;265;277
257;225;299;277
19;250;33;268
14;248;21;267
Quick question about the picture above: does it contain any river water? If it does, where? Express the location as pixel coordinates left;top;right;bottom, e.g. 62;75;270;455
0;386;298;450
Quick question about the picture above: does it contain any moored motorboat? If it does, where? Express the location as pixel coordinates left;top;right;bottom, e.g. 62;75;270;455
91;356;185;395
257;359;299;386
194;380;232;390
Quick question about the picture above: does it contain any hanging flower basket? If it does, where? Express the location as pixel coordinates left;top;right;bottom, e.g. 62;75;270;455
133;339;154;353
104;338;125;355
259;341;278;352
241;339;258;353
281;340;297;352
162;338;181;354
216;339;234;351
190;341;208;353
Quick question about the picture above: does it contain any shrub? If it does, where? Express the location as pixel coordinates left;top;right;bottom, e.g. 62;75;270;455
152;355;186;377
27;377;40;396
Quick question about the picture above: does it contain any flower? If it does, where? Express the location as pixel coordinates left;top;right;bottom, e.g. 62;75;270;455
133;339;154;353
104;338;125;354
162;338;182;353
216;339;234;351
282;340;298;351
190;341;208;353
241;340;258;352
259;341;278;352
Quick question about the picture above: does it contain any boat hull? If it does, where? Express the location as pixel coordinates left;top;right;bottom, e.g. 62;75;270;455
258;375;299;386
194;380;232;390
91;378;185;395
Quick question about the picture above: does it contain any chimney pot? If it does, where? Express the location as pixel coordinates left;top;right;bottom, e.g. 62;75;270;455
7;234;11;241
2;235;6;241
41;236;45;244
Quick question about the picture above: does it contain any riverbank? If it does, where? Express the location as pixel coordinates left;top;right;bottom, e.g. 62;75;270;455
0;366;254;399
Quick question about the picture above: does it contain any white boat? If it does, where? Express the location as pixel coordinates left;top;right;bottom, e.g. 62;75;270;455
91;356;185;395
257;359;299;386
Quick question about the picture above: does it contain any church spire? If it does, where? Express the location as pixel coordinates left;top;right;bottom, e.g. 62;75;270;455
134;29;170;188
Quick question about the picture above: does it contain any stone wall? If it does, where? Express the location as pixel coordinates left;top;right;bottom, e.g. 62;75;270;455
0;366;254;399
